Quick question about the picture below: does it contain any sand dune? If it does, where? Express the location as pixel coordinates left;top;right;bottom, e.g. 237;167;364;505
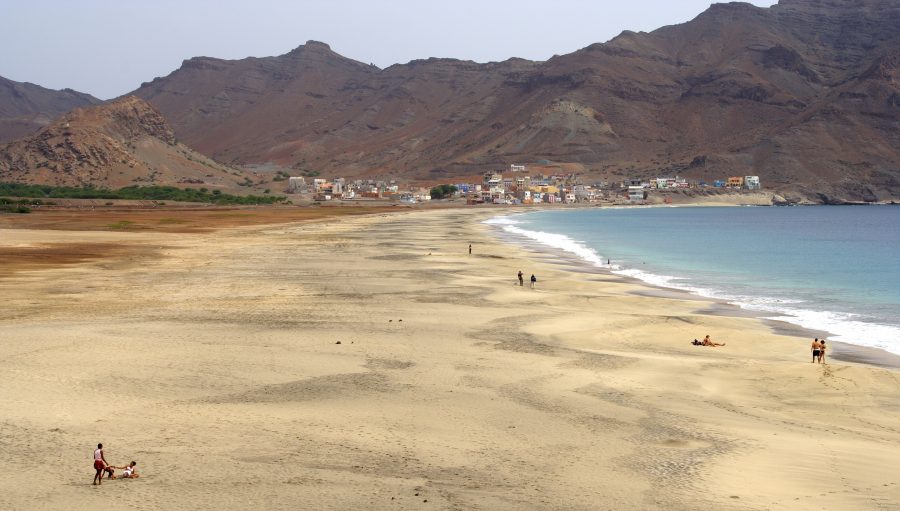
1;209;898;510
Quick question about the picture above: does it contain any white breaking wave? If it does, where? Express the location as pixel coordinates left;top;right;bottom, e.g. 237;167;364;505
485;215;608;268
484;214;900;356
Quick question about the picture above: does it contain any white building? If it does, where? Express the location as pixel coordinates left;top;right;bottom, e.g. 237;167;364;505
744;176;761;190
484;173;503;188
627;179;645;202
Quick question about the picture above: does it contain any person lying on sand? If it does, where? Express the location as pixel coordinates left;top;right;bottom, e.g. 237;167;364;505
106;461;139;479
701;335;725;347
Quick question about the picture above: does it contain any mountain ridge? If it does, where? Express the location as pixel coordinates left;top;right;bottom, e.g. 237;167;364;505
124;0;898;201
1;0;897;201
0;76;101;144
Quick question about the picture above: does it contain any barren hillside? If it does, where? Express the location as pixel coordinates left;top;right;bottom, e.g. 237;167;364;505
0;96;256;192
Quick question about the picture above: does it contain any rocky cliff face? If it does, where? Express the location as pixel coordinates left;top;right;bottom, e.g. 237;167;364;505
0;76;101;144
0;96;254;191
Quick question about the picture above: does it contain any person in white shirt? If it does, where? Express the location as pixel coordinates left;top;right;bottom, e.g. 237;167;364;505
92;443;108;485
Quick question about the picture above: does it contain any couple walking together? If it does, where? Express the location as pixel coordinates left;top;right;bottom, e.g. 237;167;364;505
811;338;827;363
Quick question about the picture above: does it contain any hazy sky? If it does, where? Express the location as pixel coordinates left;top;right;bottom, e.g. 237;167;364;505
1;0;778;100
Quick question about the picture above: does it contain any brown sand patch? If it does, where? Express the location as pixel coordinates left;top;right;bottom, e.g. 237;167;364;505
0;242;147;277
0;205;400;233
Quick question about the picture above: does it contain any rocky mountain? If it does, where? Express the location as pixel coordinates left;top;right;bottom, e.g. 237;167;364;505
0;76;101;144
127;0;898;202
0;96;255;191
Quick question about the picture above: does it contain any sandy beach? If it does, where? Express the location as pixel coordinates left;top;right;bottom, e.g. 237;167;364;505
1;207;899;510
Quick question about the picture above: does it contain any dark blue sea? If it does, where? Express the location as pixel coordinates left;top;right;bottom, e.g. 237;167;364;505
486;206;900;355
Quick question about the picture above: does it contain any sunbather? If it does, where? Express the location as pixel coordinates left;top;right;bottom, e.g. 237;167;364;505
701;335;725;347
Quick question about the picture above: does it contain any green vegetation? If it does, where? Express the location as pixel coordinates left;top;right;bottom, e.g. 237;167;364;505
272;170;291;182
0;183;288;205
429;184;458;200
0;204;31;214
0;197;53;206
0;197;45;213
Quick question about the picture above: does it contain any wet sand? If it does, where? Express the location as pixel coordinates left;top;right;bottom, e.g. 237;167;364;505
1;208;898;510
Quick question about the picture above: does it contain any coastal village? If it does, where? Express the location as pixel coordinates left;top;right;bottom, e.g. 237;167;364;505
284;164;763;205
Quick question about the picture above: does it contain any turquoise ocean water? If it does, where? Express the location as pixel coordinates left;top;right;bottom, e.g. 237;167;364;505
485;206;900;355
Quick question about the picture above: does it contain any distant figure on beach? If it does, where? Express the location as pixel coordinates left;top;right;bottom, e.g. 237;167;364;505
818;340;826;364
107;461;139;479
518;271;524;286
530;274;537;289
468;244;472;255
92;443;107;485
811;338;822;363
702;335;725;347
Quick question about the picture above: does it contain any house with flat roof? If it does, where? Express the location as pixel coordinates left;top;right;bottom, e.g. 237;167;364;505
627;179;646;202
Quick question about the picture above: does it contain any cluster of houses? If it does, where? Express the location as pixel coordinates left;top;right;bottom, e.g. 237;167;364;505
457;169;594;205
287;176;434;203
626;175;761;201
283;165;762;205
458;166;762;204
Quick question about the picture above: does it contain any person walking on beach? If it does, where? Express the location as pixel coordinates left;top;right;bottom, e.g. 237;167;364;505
92;443;108;485
811;338;821;363
818;340;827;364
530;274;537;289
518;270;524;286
468;244;472;255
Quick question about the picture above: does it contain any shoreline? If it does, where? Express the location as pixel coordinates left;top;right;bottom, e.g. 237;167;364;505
482;209;900;371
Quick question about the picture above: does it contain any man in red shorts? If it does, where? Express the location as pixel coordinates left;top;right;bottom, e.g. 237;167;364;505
93;443;108;485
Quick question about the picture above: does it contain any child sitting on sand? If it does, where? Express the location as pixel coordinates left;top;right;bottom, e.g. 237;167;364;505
107;461;139;479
